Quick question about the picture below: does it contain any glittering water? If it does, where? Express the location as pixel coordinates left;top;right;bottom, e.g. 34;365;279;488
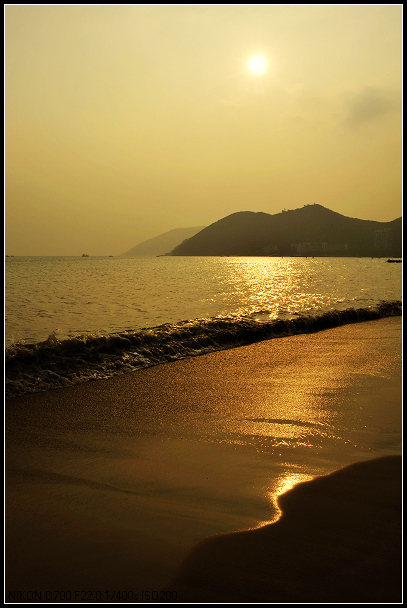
5;255;402;347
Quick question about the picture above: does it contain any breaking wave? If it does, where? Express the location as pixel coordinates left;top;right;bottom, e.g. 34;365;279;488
5;301;401;399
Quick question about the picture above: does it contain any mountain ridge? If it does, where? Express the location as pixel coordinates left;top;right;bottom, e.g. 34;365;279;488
169;205;401;257
121;226;206;257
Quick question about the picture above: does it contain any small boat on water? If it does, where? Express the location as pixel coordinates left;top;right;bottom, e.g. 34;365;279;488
82;254;89;257
387;259;402;263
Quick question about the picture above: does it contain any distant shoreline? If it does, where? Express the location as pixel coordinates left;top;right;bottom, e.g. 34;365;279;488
5;254;404;259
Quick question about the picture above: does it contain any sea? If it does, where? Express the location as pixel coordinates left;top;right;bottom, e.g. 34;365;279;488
5;255;402;399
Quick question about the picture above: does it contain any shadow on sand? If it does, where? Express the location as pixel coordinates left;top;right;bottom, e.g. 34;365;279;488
171;455;401;603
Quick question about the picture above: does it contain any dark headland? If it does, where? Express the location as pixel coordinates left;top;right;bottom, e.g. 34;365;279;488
169;204;401;257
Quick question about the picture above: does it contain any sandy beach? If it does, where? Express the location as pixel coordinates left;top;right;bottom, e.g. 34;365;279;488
173;455;402;603
5;317;402;603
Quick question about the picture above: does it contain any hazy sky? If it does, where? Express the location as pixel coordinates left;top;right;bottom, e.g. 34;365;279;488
5;5;402;255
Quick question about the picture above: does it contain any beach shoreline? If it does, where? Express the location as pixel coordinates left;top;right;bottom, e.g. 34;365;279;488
5;317;402;602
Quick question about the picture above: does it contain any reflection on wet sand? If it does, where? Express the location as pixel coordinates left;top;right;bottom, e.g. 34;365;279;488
172;456;401;603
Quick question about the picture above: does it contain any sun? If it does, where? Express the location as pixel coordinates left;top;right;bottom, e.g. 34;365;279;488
248;54;267;75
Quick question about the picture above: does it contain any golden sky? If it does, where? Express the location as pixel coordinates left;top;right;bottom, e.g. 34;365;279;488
5;5;402;255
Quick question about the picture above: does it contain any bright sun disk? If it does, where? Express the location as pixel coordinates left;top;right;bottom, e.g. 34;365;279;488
248;54;267;75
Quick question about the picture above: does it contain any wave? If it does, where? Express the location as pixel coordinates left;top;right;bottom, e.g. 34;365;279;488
5;301;401;399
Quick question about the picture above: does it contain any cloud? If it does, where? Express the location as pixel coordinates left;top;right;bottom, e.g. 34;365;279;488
344;86;400;128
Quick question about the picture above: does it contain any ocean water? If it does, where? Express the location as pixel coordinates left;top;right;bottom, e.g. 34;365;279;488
5;255;402;398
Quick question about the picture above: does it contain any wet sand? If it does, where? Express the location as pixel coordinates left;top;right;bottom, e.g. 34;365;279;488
5;317;402;602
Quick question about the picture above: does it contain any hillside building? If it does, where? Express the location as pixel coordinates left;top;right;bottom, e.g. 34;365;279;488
291;242;348;255
374;229;393;252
